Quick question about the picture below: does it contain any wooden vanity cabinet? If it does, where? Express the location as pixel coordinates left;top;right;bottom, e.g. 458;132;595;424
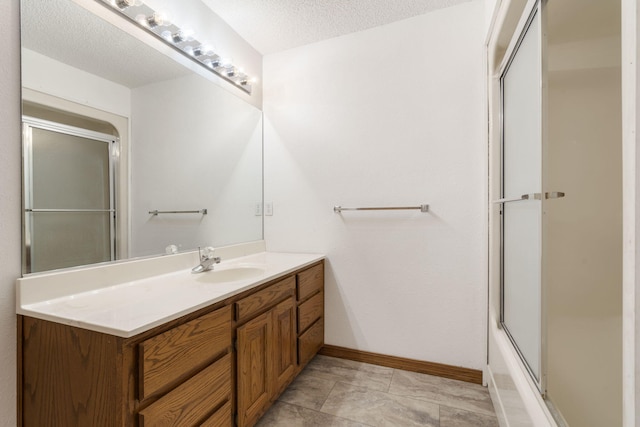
18;260;324;427
137;306;233;426
296;262;324;367
235;262;325;427
235;278;297;427
19;304;233;427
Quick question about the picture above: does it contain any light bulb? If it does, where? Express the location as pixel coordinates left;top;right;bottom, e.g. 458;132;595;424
114;0;134;9
161;30;190;44
135;14;148;26
147;12;169;28
179;29;195;42
183;45;194;56
172;30;193;44
114;0;141;8
203;57;221;68
193;44;213;57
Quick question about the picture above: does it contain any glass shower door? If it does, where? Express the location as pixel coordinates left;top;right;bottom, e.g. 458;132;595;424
23;117;117;273
499;2;544;387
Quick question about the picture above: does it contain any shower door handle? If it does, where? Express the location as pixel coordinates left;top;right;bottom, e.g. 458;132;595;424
493;193;542;204
545;191;565;199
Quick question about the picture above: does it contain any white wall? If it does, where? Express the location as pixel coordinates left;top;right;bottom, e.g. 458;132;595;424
0;1;21;425
263;1;487;370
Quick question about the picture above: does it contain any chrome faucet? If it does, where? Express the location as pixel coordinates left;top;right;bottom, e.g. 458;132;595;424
191;246;221;273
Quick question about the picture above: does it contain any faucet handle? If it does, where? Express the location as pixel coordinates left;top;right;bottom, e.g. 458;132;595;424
198;246;216;261
202;246;216;257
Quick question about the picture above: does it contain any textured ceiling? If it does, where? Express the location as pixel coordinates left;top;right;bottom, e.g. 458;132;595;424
201;0;474;55
22;0;190;88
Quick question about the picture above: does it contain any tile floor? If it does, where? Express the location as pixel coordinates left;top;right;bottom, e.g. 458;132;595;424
256;355;499;427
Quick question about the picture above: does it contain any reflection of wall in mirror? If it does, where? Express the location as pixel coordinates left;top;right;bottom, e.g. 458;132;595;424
130;73;263;257
22;48;131;262
22;48;263;259
22;48;131;116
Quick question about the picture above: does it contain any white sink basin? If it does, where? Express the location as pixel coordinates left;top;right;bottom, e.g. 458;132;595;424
195;266;266;284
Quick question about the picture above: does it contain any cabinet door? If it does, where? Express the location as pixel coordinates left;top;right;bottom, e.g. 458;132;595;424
236;311;271;427
272;297;296;395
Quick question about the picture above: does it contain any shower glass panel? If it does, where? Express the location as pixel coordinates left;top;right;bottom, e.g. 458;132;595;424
500;5;543;384
23;118;116;273
543;0;622;424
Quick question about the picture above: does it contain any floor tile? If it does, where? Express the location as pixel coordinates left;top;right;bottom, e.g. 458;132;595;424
303;355;394;392
256;401;372;427
439;406;500;427
389;369;495;416
320;382;440;427
278;369;337;410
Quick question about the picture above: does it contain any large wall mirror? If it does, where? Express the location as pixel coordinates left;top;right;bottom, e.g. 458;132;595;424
21;0;263;274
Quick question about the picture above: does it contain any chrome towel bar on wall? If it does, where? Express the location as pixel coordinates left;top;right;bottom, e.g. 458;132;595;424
334;204;429;213
149;209;208;216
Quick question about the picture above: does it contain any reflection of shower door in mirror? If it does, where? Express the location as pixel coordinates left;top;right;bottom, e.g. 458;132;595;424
499;1;545;390
22;117;117;274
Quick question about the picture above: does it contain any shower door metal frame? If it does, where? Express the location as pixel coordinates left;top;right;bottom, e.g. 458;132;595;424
22;116;118;274
497;0;548;395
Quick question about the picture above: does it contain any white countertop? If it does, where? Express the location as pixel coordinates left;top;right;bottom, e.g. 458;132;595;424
17;251;324;338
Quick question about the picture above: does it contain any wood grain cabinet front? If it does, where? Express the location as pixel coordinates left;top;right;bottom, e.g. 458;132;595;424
19;305;233;427
235;276;295;323
272;297;297;394
236;262;325;427
236;310;273;427
298;291;323;333
297;263;323;301
296;263;324;370
138;353;232;427
18;260;325;427
236;294;297;427
139;305;232;401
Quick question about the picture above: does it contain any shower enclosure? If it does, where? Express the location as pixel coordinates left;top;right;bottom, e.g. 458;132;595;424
494;0;622;425
22;117;118;273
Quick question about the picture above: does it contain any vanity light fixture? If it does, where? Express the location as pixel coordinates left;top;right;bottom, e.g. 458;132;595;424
101;0;253;94
114;0;140;10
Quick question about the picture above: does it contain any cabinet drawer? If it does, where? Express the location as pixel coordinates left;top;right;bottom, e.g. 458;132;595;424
236;276;295;323
138;353;231;427
298;291;323;333
139;305;231;400
297;263;323;302
298;318;324;366
200;401;232;427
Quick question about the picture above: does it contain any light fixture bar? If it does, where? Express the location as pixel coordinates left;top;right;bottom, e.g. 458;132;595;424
100;0;253;94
